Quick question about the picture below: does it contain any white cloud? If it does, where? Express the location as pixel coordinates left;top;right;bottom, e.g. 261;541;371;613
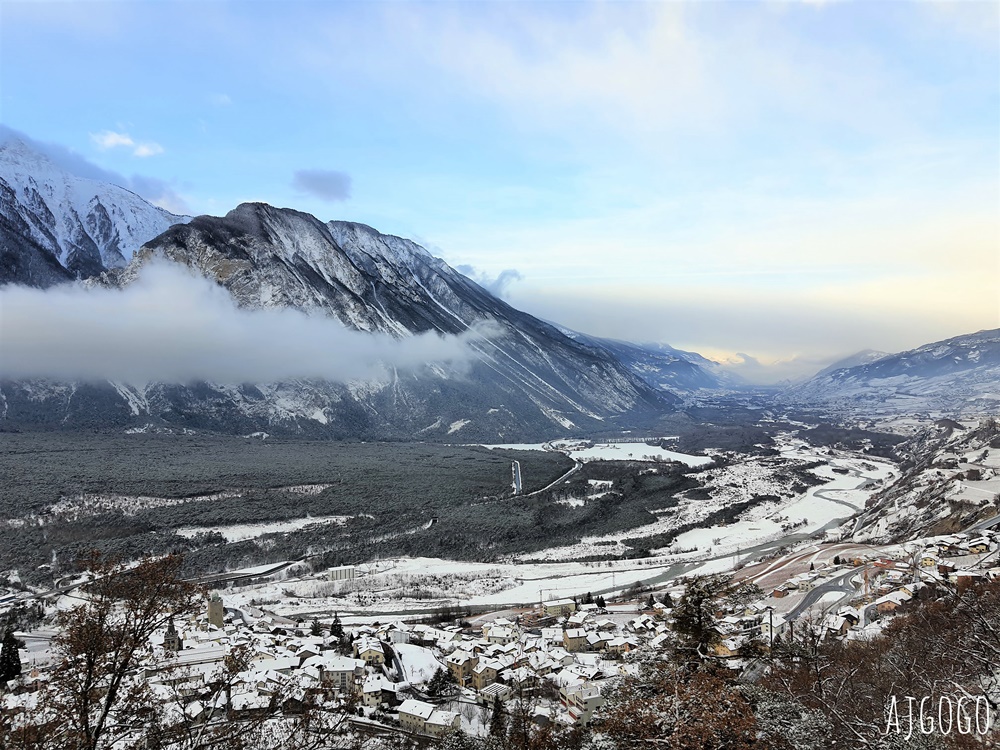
90;129;164;157
132;142;164;158
0;261;484;385
90;130;135;150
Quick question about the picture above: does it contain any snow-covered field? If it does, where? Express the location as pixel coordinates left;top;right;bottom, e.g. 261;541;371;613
394;643;443;684
516;436;897;563
481;439;710;467
175;515;352;542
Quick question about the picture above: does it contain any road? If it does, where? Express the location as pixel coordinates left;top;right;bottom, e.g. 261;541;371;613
511;461;522;495
785;568;859;622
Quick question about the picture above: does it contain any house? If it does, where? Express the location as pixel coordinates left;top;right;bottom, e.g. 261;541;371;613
362;674;397;707
425;709;460;737
968;538;991;554
398;699;436;734
874;590;911;614
486;626;518;646
562;629;588;653
603;636;631;656
920;553;941;568
542;599;576;618
362;675;386;707
563;684;604;727
302;654;365;692
354;637;386;666
710;637;743;658
759;614;786;643
822;614;852;639
478;681;513;705
472;659;501;691
567;611;591;628
445;650;478;686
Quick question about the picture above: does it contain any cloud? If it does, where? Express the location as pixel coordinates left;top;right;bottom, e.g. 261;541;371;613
455;265;524;299
90;129;164;157
0;261;483;385
132;142;164;158
0;126;188;214
90;130;134;150
209;93;232;106
292;169;352;202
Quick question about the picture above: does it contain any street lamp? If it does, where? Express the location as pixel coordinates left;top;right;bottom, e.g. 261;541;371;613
764;605;774;651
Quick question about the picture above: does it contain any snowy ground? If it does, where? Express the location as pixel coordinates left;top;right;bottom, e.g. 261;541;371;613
481;439;710;468
175;515;352;542
516;435;896;563
201;434;897;623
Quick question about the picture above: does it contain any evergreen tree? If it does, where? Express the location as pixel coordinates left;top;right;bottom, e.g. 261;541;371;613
661;592;674;608
645;594;656;610
584;591;594;605
0;629;22;687
488;695;506;739
595;595;607;609
330;612;345;640
833;555;842;566
310;618;322;636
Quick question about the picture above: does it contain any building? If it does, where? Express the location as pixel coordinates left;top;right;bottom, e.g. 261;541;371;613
163;619;183;652
543;599;576;618
327;565;356;582
354;637;386;666
562;629;587;653
445;650;478;686
208;594;225;629
563;684;604;727
398;699;436;734
425;709;461;737
471;659;501;692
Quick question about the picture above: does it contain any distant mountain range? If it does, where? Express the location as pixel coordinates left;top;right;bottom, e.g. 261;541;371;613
785;330;1000;416
1;132;995;438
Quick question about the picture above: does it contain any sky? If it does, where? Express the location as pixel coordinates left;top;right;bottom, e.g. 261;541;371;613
1;0;997;382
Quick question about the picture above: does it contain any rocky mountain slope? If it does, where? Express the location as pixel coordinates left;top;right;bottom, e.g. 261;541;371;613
1;201;674;439
812;349;892;380
785;329;1000;417
852;417;1000;543
0;133;188;286
556;330;731;392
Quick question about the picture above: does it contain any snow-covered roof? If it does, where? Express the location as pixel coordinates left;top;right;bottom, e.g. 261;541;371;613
398;699;435;720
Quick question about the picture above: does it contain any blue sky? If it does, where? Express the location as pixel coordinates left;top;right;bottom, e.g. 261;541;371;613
2;0;997;380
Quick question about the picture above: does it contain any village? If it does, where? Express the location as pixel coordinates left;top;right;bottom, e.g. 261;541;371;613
4;523;1000;744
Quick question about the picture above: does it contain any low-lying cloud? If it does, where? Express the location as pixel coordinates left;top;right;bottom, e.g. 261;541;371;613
456;265;524;299
292;169;352;202
0;262;482;385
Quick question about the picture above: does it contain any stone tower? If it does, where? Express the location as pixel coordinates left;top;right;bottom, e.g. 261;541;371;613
208;593;224;628
163;618;182;652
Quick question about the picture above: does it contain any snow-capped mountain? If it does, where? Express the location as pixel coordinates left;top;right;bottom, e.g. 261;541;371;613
553;329;728;393
786;330;1000;417
0;133;189;286
812;349;893;380
1;200;673;439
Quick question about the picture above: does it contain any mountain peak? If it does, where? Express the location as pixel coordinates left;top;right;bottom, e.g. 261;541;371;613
0;131;190;284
